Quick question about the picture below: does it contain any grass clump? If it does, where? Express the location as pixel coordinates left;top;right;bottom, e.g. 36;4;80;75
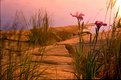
28;10;70;46
28;11;51;46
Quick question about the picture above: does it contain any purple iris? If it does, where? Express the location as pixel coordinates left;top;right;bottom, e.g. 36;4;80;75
70;12;85;21
95;21;107;31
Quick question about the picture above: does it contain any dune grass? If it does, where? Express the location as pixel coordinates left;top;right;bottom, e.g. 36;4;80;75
67;19;121;79
67;0;121;79
0;11;51;80
0;30;49;80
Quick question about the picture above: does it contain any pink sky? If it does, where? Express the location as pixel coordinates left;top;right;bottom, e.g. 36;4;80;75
1;0;118;29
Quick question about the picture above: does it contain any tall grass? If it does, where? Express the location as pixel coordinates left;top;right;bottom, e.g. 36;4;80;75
28;10;74;46
28;10;52;46
68;0;121;79
100;16;121;80
65;44;83;80
99;0;121;79
0;30;46;80
0;10;50;80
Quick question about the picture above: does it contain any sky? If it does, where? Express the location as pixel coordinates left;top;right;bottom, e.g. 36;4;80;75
1;0;120;30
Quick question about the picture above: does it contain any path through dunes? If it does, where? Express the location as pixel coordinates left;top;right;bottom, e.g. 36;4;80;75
30;35;94;79
31;45;74;79
30;31;110;79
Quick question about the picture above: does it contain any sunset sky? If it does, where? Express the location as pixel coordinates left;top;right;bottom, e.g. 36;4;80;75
1;0;120;29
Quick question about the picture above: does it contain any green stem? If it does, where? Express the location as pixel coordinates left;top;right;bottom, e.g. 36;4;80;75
77;19;83;44
92;28;99;50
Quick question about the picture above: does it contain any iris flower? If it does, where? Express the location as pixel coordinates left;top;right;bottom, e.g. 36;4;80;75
95;21;107;31
70;12;85;21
